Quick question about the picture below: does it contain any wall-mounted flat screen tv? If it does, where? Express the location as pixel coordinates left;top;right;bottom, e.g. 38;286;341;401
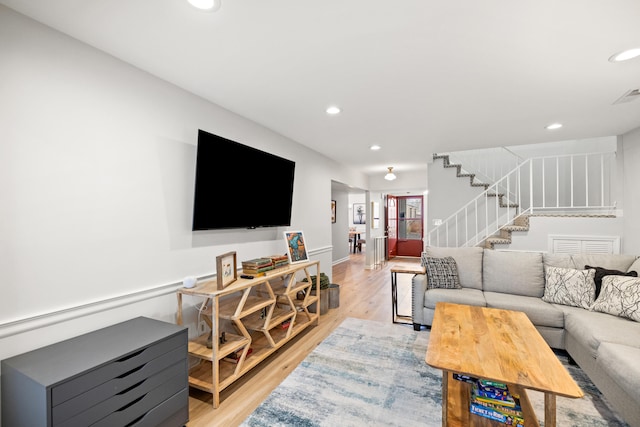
192;129;296;230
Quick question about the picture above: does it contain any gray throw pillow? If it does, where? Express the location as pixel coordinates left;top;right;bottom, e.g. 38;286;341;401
423;256;462;290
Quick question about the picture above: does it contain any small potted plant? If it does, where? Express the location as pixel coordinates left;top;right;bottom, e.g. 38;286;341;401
302;273;331;314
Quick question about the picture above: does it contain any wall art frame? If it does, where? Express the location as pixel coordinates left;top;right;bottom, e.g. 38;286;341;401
331;200;336;223
284;230;309;264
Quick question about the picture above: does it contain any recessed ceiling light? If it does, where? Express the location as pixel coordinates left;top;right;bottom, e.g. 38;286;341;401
609;48;640;62
370;145;381;151
187;0;221;11
326;106;341;115
545;123;563;130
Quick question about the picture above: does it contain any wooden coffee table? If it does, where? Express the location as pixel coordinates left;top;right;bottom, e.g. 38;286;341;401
426;302;583;427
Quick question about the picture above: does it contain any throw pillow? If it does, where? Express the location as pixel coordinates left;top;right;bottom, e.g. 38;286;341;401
542;266;596;309
423;256;462;290
584;265;638;298
592;276;640;322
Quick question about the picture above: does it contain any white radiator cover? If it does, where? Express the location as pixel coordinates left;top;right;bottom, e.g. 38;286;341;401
548;235;620;254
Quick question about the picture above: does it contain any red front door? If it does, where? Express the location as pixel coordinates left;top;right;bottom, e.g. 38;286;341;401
386;195;398;259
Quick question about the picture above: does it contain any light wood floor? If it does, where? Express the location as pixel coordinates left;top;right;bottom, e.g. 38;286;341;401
186;251;420;427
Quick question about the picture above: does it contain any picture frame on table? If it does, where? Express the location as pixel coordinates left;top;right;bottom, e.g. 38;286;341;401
331;200;336;223
284;231;309;264
216;251;237;290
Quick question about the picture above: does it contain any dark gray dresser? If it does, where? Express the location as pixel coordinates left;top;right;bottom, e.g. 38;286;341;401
1;316;188;427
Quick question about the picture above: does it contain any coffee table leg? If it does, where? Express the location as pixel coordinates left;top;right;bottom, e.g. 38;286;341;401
441;371;449;426
545;393;556;427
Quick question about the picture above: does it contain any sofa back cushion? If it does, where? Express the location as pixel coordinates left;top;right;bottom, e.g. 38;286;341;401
570;254;636;272
424;246;484;290
627;257;640;275
483;250;545;297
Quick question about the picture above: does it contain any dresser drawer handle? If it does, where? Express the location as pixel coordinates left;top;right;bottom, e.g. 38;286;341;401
117;348;145;362
117;363;146;379
116;379;146;396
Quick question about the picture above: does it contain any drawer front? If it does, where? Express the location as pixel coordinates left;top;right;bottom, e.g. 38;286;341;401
129;389;189;427
55;363;187;427
52;345;186;424
52;332;186;406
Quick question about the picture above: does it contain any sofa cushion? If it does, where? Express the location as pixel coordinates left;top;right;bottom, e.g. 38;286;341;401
425;246;484;290
423;256;462;289
484;292;564;328
561;305;640;358
423;288;486;310
483;250;545;297
628;257;640;275
596;343;640;407
543;253;575;269
570;254;637;273
585;265;638;298
591;276;640;322
542;266;596;309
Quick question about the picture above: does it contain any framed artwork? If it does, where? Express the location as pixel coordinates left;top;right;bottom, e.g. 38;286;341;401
284;231;309;264
331;200;336;223
216;251;237;290
353;203;366;224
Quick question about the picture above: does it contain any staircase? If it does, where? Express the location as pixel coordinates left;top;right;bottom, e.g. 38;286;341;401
428;150;617;249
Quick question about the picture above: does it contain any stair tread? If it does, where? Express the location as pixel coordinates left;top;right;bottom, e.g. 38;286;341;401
502;225;529;231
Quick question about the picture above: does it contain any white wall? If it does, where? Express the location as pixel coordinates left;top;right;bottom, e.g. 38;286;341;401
0;6;364;365
499;216;625;252
621;128;640;253
330;188;350;264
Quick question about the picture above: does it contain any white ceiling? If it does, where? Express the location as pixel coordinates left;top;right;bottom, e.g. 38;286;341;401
3;0;640;177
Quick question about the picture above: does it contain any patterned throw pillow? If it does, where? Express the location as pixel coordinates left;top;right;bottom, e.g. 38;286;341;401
423;256;462;289
592;276;640;322
584;265;638;298
542;266;596;309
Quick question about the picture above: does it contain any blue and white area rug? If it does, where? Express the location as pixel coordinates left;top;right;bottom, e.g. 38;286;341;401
240;317;629;427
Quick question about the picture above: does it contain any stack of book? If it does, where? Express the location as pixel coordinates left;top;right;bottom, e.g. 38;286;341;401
241;258;274;276
267;254;289;269
453;375;524;427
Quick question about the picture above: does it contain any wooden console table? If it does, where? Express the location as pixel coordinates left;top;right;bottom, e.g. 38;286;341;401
176;260;320;408
426;302;583;427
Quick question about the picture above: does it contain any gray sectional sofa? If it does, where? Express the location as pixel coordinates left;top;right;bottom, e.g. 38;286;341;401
412;246;640;427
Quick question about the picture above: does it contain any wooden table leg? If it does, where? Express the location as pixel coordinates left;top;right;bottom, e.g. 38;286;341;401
545;393;556;427
442;371;449;426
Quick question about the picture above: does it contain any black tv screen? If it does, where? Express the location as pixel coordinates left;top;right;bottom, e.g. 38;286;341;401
192;129;296;230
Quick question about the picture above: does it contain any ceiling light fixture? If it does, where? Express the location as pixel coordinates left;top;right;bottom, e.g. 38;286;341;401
384;167;397;181
187;0;221;11
545;123;563;130
609;48;640;62
370;145;381;151
326;106;341;115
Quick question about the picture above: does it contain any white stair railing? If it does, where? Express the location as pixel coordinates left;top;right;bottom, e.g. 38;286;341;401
427;151;617;248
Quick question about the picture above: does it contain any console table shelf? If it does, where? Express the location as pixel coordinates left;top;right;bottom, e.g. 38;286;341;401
176;260;320;408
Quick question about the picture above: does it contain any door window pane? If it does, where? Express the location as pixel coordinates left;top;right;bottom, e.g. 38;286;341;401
398;197;422;240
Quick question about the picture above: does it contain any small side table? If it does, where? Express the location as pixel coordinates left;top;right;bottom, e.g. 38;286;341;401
390;264;425;324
